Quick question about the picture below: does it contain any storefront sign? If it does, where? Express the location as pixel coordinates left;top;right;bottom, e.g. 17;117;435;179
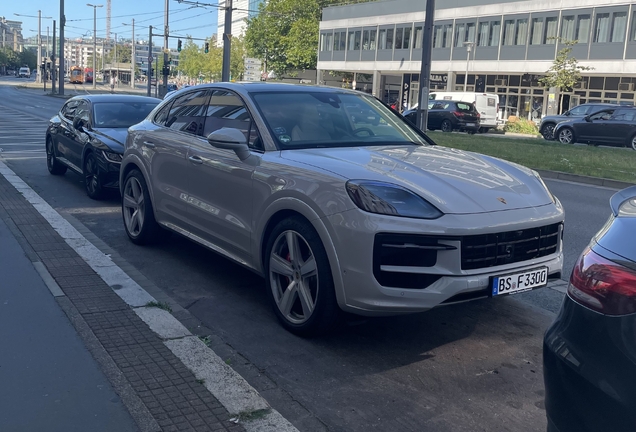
430;74;448;86
402;74;411;110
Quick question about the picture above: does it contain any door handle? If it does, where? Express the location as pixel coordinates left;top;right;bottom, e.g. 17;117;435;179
143;141;156;148
188;155;203;165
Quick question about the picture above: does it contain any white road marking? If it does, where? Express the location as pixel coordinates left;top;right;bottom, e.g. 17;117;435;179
0;159;298;432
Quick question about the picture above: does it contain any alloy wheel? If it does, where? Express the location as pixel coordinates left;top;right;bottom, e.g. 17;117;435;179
84;154;100;196
46;140;54;170
542;124;555;140
269;230;319;325
123;176;146;237
631;135;636;151
558;128;573;144
441;120;452;132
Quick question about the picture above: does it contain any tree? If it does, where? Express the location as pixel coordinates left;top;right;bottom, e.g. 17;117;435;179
539;39;593;114
245;0;370;76
230;36;246;81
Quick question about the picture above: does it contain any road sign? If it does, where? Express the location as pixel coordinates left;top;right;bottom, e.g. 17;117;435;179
148;56;154;63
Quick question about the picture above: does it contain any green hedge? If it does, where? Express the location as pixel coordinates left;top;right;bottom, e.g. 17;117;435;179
504;119;539;135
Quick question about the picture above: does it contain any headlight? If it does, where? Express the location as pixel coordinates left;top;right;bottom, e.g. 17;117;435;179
102;150;123;163
345;180;443;219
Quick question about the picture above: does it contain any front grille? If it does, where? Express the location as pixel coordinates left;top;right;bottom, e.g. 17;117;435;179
461;223;561;270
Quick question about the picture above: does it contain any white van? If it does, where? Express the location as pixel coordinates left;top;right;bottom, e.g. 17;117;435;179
429;92;500;132
18;67;31;78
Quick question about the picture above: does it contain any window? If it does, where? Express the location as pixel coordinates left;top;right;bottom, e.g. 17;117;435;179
320;33;327;51
204;91;259;148
339;31;346;50
93;102;158;128
515;19;528;45
503;20;516;45
541;17;557;44
454;23;465;47
478;22;490;46
153;101;172;125
466;23;476;44
348;31;355;50
75;101;91;126
165;90;210;136
613;109;636;121
561;16;575;41
589;110;614;120
576;15;591;43
567;105;589;116
403;26;412;49
61;100;80;121
386;28;394;49
379;29;387;49
433;25;444;48
610;12;627;42
362;29;376;50
369;29;376;50
489;21;501;46
395;28;404;49
631;11;636;41
333;32;340;51
594;13;610;43
414;26;423;49
326;33;333;52
530;18;543;45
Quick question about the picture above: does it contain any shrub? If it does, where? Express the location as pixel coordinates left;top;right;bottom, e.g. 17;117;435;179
504;118;539;135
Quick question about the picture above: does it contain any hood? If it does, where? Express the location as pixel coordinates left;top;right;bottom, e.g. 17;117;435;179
91;128;127;152
282;145;554;214
541;114;569;124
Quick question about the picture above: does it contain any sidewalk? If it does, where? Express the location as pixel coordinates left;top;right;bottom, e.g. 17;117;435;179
0;166;247;431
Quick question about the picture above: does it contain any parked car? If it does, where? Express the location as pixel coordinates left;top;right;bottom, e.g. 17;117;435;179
553;106;636;149
120;83;563;336
403;101;480;133
345;103;380;125
45;95;160;199
539;103;619;140
429;92;499;132
18;67;31;78
544;185;636;432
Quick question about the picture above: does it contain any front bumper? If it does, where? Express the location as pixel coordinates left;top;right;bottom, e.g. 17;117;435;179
325;205;564;315
95;150;121;189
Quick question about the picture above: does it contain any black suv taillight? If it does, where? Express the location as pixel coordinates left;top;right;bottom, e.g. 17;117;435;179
568;248;636;315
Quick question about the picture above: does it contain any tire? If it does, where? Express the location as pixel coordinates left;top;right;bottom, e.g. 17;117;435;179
441;120;452;133
83;152;104;200
122;169;162;245
541;123;556;140
558;127;575;144
478;127;490;133
629;134;636;151
46;137;67;175
264;216;340;337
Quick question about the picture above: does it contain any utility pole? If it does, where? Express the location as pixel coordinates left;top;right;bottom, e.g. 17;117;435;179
416;0;435;132
46;26;49;60
101;41;104;80
38;10;41;83
59;0;65;95
463;42;474;92
147;25;152;97
222;0;233;82
161;0;169;97
52;20;56;94
114;32;118;87
87;4;103;90
131;19;135;89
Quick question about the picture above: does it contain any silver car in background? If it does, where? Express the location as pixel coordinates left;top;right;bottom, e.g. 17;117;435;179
120;83;564;336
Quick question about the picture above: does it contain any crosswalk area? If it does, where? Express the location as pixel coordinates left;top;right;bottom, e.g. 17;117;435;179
0;108;48;160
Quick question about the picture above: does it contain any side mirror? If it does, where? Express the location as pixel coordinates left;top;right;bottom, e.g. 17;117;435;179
73;117;86;131
584;115;591;122
207;128;250;161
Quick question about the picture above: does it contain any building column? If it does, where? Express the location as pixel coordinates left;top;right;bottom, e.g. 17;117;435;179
372;70;381;98
316;69;324;85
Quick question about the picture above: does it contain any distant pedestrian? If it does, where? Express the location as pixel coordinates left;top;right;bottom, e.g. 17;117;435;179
110;75;115;93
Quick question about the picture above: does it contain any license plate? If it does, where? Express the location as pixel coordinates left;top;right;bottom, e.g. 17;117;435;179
466;123;476;127
492;267;548;296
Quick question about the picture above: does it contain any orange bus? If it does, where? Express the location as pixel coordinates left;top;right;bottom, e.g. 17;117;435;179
69;66;84;84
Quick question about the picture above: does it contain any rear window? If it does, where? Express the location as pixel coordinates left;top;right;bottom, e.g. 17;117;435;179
456;102;475;112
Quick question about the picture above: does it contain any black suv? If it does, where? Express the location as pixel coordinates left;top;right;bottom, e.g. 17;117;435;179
539;103;620;140
403;101;480;133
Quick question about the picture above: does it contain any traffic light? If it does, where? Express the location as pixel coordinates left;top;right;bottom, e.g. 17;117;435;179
177;39;182;52
204;42;209;53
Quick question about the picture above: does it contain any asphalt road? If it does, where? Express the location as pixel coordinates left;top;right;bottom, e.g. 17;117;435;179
0;80;619;431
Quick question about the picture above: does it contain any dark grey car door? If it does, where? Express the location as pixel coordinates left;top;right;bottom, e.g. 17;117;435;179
577;110;615;142
67;100;91;169
607;109;636;146
56;100;81;166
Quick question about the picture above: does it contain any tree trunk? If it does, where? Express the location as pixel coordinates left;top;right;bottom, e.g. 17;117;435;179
559;93;564;115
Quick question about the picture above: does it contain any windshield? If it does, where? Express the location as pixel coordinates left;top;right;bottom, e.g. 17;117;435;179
251;91;429;149
93;102;159;128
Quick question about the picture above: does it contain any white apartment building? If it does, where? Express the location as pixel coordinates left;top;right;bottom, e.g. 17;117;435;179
216;0;264;46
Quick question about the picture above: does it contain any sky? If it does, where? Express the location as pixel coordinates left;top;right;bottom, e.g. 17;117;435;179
9;0;219;48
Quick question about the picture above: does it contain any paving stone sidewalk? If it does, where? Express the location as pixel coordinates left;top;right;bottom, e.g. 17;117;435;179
0;174;244;432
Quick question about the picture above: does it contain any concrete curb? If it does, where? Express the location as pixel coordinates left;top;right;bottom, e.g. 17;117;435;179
536;169;635;189
0;159;299;432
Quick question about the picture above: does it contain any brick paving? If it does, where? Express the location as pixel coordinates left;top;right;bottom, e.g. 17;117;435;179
0;175;244;432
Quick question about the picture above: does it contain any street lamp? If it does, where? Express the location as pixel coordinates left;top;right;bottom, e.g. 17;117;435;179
15;11;52;84
122;20;135;89
464;41;475;92
87;4;103;89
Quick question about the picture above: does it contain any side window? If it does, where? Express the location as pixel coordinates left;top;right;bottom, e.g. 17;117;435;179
456;102;473;112
153;101;173;126
165;90;210;136
61;100;80;121
75;101;91;126
612;110;636;121
589;110;614;121
204;90;261;149
568;105;588;116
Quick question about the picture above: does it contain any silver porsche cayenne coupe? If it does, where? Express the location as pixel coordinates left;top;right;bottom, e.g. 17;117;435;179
120;83;564;335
